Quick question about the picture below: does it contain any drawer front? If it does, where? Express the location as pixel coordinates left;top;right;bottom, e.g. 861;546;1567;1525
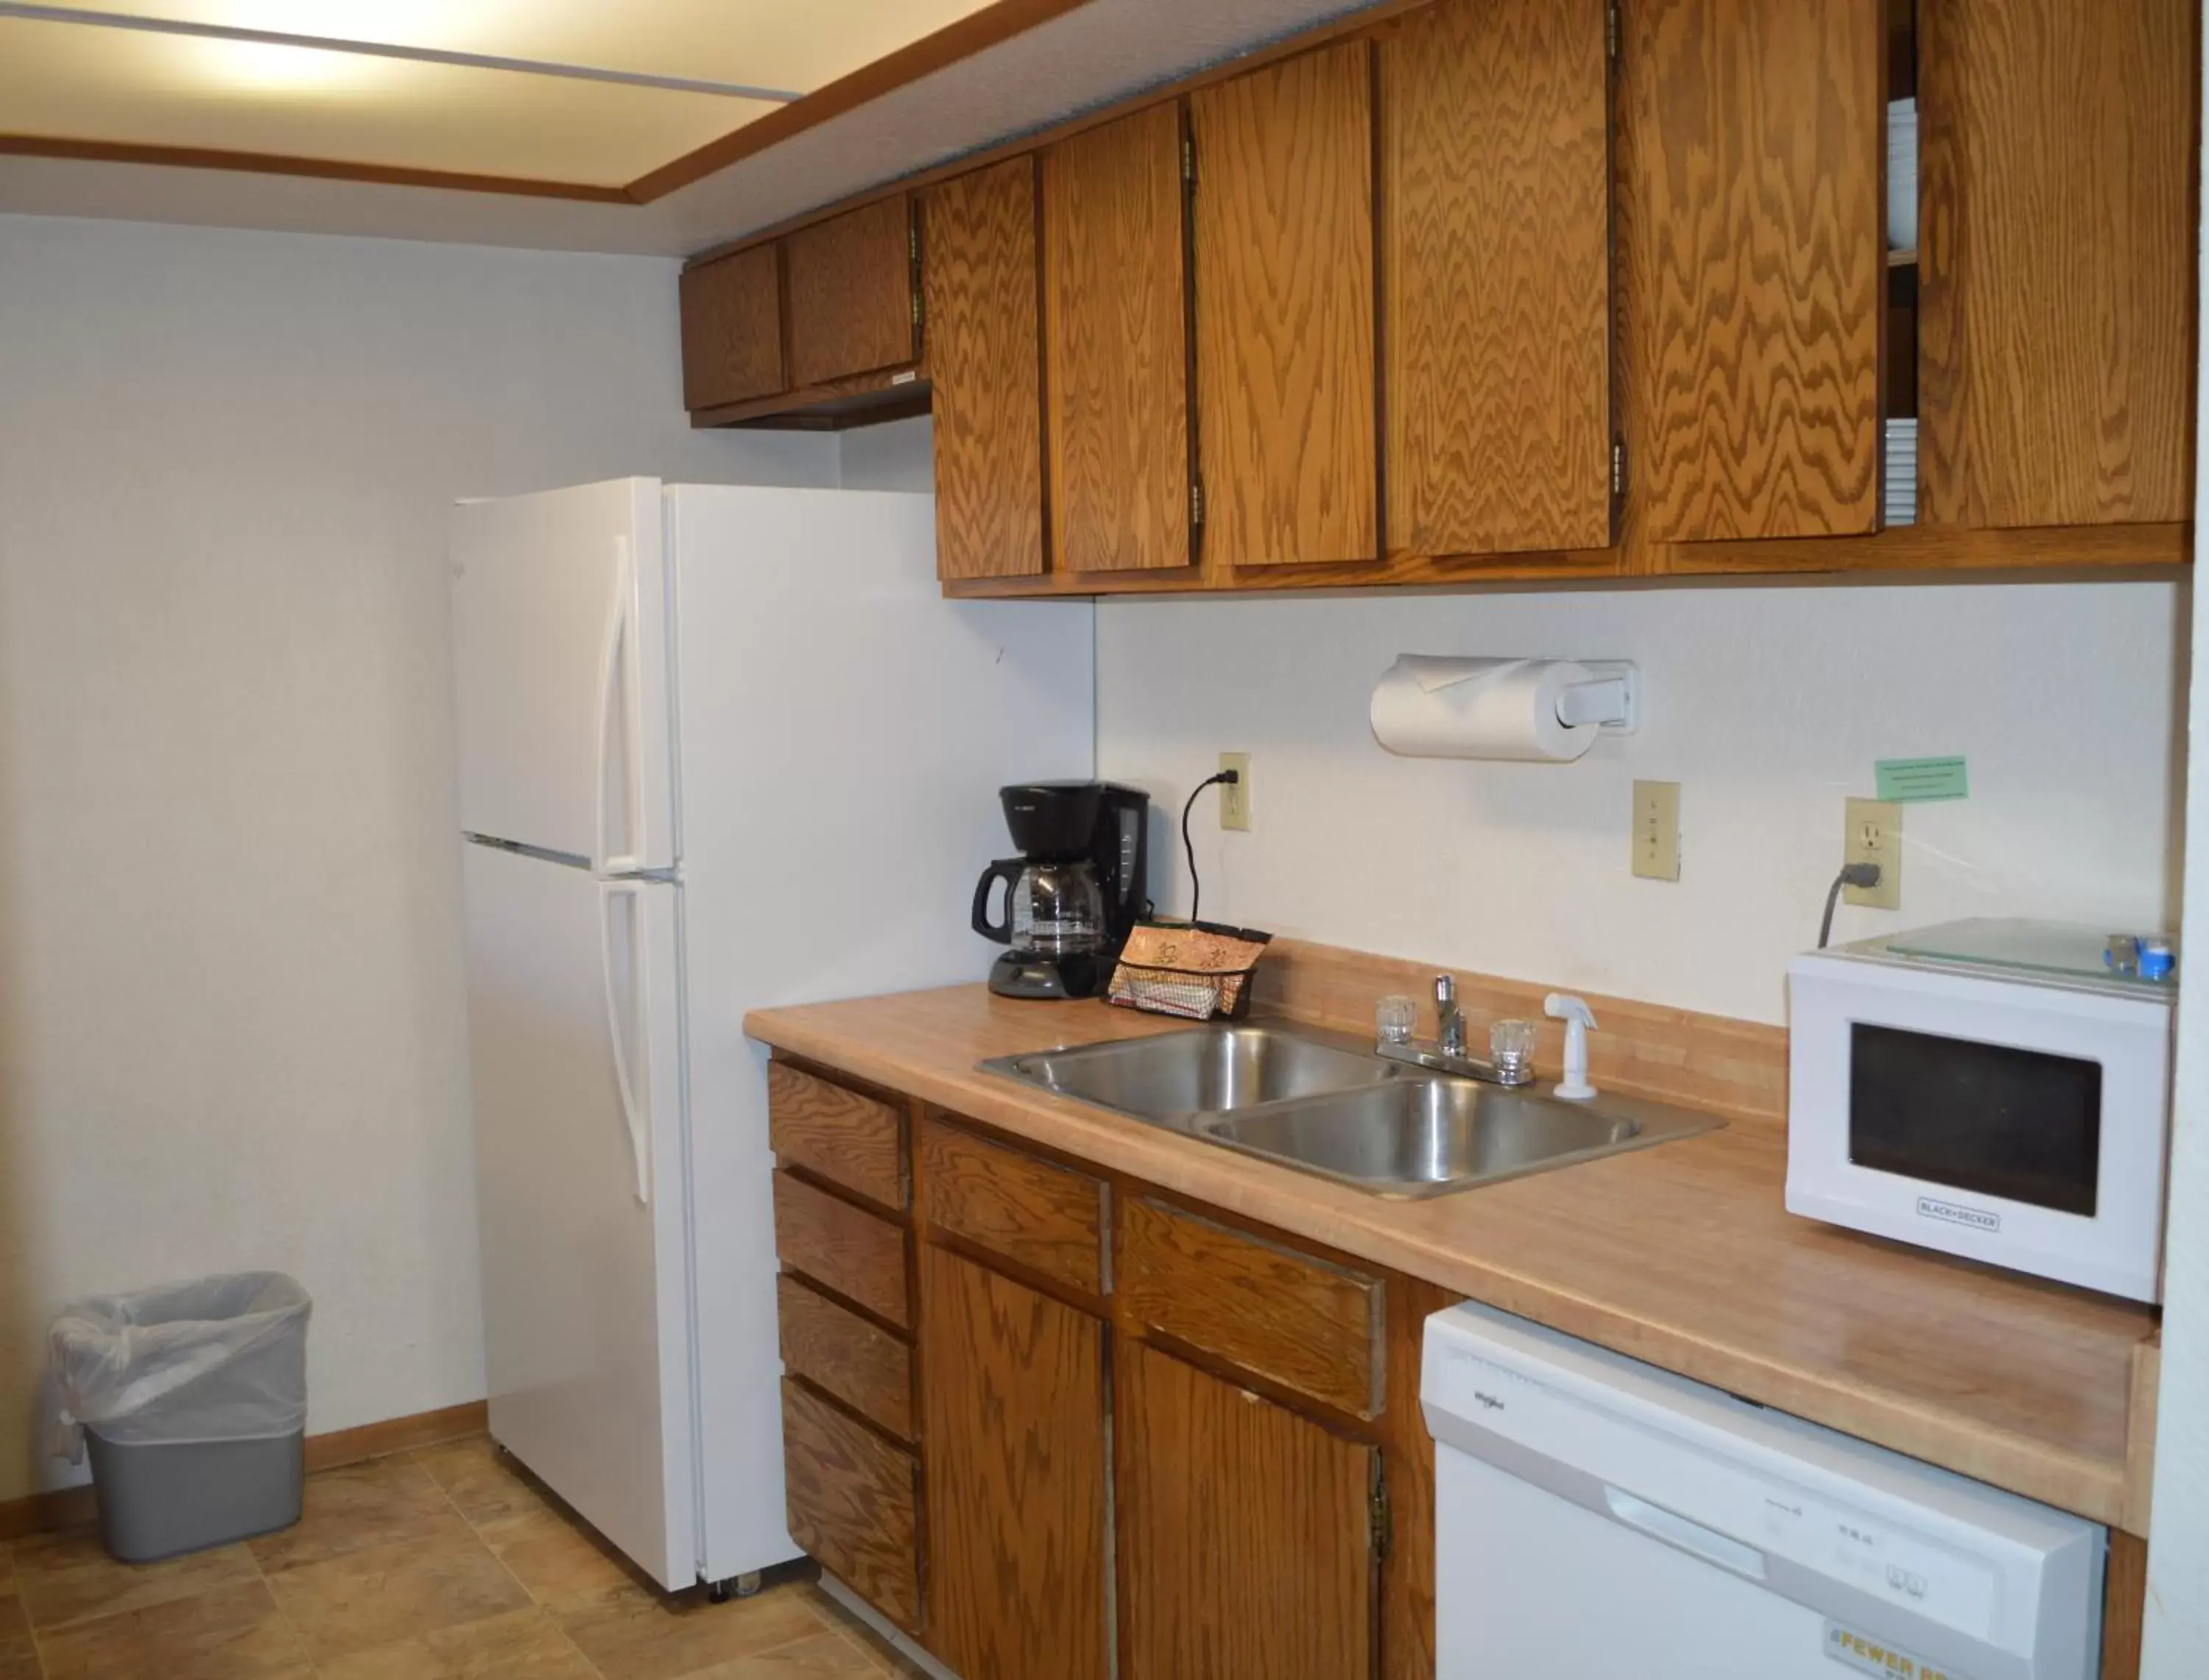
1117;1197;1382;1416
774;1170;911;1329
768;1062;908;1210
920;1116;1107;1296
778;1274;914;1441
781;1377;923;1633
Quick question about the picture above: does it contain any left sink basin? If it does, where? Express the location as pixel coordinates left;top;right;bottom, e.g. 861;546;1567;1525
984;1023;1395;1123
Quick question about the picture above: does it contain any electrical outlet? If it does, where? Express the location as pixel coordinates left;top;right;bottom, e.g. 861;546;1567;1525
1632;780;1680;880
1844;797;1902;909
1219;752;1251;831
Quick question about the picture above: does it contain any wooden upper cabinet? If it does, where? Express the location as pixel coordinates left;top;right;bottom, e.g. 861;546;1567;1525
1117;1339;1376;1680
1043;104;1193;573
785;194;918;389
920;1246;1110;1680
1627;0;1884;542
1917;0;2196;527
1382;0;1613;557
923;160;1047;580
1191;42;1378;567
680;244;784;411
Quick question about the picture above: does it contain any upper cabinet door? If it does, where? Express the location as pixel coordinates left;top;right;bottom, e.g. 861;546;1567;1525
1629;0;1884;542
924;159;1047;580
1918;0;2195;528
1191;43;1378;568
680;244;784;411
1043;104;1194;573
1383;0;1613;557
785;195;918;389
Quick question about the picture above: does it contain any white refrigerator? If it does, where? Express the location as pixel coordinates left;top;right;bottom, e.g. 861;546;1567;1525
450;478;1095;1593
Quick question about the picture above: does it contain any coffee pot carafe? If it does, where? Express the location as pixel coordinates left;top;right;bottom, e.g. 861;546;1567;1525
971;781;1149;1000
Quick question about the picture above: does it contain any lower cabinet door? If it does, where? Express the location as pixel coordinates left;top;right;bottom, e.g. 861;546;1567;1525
781;1379;923;1634
918;1245;1110;1680
1118;1338;1378;1680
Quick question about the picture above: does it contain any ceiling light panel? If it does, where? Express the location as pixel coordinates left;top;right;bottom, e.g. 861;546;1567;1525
44;0;1002;92
0;14;778;183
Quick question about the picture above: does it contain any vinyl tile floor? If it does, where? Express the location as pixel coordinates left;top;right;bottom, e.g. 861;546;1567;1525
0;1436;920;1680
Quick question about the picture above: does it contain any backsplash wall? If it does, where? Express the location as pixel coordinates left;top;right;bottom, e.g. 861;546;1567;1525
1095;579;2185;1026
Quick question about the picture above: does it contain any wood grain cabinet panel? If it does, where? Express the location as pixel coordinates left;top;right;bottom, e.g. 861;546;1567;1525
777;1274;914;1441
919;1246;1110;1680
1918;0;2196;527
781;1377;923;1634
1043;102;1193;573
1118;1198;1381;1417
919;1115;1105;1296
1118;1339;1376;1680
773;1171;909;1329
1627;0;1884;541
924;159;1047;580
1381;0;1613;557
1191;41;1377;566
786;195;917;388
767;1062;907;1210
680;244;784;410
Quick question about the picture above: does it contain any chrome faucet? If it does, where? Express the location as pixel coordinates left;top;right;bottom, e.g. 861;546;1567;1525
1375;975;1534;1087
1435;974;1468;1056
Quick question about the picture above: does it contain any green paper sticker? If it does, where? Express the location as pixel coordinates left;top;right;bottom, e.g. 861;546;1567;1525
1875;757;1970;802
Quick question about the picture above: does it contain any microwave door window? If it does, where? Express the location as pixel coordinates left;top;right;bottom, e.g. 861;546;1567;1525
1847;1023;2102;1216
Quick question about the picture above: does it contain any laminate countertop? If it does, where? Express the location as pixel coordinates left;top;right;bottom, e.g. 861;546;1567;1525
744;984;2160;1531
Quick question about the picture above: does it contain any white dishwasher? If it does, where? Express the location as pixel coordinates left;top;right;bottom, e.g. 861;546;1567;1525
1423;1302;2105;1680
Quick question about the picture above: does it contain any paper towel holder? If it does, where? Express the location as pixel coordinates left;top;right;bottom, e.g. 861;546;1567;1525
1562;660;1639;735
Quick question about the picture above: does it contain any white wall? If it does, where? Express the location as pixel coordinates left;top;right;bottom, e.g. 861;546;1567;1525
1097;581;2184;1026
2141;8;2209;1667
0;213;838;1500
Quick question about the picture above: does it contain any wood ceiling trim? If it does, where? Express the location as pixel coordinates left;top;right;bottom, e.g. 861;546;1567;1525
0;133;633;202
625;0;1102;202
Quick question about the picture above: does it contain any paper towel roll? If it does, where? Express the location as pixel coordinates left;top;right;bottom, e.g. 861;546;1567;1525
1369;656;1600;762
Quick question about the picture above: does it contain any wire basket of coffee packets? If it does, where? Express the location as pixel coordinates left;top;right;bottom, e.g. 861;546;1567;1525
1106;920;1274;1021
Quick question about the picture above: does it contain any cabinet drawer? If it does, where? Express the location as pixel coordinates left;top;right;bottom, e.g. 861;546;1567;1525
778;1274;914;1441
774;1170;910;1330
920;1116;1107;1296
781;1378;923;1634
1117;1198;1381;1417
768;1062;908;1210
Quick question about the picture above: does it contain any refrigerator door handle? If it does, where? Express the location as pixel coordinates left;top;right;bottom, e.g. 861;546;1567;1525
599;880;651;1205
593;535;642;876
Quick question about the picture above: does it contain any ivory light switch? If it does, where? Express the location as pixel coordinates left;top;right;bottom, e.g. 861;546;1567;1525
1632;780;1680;880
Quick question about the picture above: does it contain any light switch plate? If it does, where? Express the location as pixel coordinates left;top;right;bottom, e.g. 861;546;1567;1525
1219;752;1250;830
1632;780;1680;880
1844;798;1902;908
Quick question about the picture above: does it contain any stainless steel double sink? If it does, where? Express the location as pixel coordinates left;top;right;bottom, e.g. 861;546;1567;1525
982;1021;1720;1199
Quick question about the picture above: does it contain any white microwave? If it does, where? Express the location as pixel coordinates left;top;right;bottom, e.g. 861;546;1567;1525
1788;920;2175;1302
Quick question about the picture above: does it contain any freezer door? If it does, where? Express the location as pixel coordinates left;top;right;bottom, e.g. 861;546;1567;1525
452;479;675;870
462;844;694;1589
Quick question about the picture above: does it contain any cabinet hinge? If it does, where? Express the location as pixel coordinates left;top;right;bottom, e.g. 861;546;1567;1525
1611;438;1627;499
1370;1462;1392;1561
1183;135;1195;188
1606;0;1620;60
912;289;924;328
1191;478;1205;529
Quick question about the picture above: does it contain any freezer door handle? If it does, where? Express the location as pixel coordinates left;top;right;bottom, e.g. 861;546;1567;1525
593;535;642;876
599;880;651;1205
1601;1486;1767;1581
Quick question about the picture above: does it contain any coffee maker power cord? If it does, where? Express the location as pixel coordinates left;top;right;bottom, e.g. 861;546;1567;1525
1180;768;1241;927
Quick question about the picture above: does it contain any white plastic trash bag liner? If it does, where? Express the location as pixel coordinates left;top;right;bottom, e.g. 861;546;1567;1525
49;1273;311;1461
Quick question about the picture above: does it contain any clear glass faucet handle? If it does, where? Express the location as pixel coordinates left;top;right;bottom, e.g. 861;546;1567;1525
1376;995;1418;1045
1490;1018;1536;1076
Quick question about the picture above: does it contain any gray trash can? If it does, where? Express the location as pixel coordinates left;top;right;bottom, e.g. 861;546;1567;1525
49;1273;312;1561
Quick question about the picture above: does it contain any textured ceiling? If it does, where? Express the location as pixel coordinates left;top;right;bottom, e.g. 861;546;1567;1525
0;0;1383;253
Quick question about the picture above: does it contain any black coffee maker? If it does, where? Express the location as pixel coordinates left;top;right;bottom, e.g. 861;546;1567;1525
971;782;1150;999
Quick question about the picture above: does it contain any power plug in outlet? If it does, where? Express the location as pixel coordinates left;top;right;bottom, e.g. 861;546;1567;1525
1844;797;1901;909
1219;753;1250;830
